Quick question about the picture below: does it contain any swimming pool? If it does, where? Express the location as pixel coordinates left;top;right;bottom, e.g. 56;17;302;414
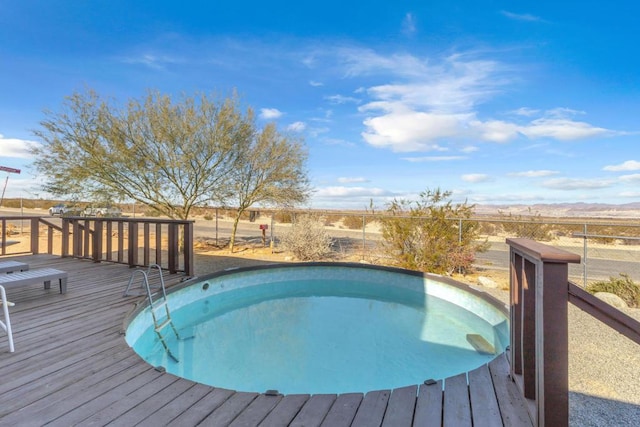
124;263;509;395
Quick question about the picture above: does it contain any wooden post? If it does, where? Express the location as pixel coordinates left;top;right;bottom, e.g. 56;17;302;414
155;223;162;267
507;238;580;427
106;221;113;262
128;221;138;268
92;219;103;263
183;221;194;276
30;218;40;254
143;222;150;267
61;218;69;257
168;223;178;274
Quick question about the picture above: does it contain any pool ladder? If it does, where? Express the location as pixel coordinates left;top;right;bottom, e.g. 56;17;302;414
124;264;187;363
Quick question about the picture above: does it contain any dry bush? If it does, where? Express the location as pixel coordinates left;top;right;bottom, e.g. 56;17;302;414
273;211;294;224
279;214;333;261
587;273;640;308
323;214;343;226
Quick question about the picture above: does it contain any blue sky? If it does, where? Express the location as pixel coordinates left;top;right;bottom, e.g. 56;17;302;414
1;1;639;209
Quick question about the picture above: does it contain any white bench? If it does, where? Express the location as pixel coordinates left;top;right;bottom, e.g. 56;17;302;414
0;261;29;274
0;268;68;294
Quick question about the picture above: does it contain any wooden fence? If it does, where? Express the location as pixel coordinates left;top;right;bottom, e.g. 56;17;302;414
0;216;194;276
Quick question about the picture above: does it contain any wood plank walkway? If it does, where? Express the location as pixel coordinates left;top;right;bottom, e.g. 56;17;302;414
0;255;533;426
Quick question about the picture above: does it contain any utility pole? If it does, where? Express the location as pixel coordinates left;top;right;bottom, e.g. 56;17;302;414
0;166;21;206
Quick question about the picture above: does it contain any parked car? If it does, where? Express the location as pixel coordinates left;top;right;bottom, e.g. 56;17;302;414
48;204;84;216
83;205;122;217
48;204;67;216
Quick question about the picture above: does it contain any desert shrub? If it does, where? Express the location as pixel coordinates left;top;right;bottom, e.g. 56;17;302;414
203;215;213;221
587;273;640;308
499;208;555;241
279;214;333;261
342;215;363;230
323;214;343;226
379;188;488;275
143;207;162;217
476;220;498;236
274;211;294;224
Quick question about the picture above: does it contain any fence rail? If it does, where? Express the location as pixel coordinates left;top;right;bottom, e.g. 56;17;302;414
0;215;194;276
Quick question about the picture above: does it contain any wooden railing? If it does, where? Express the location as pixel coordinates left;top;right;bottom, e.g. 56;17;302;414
507;238;640;427
0;215;194;276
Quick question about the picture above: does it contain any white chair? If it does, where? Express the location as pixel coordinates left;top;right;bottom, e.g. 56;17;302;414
0;285;14;352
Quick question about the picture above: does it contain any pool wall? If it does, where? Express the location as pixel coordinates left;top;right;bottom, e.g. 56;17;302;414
124;262;509;351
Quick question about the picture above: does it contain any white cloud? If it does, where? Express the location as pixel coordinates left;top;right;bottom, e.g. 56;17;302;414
342;49;622;152
462;173;491;183
512;107;539;117
0;135;39;159
259;108;283;120
521;118;611;140
325;94;360;104
500;11;543;22
402;13;416;36
118;53;183;70
337;177;369;183
461;146;479;153
509;170;559;178
542;178;614;190
402;156;465;162
315;186;388;197
619;174;640;183
361;106;474;152
287;121;306;132
472;120;521;143
309;80;323;87
603;160;640;172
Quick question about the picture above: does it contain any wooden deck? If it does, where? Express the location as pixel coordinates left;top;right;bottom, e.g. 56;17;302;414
0;255;532;426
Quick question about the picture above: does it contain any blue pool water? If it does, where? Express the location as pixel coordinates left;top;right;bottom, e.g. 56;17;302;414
125;264;509;394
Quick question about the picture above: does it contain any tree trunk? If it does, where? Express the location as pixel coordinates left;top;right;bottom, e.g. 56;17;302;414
229;215;241;252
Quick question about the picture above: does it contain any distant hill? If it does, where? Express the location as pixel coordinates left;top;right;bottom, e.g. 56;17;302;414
474;202;640;218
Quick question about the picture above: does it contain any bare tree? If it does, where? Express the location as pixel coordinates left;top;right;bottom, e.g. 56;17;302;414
226;123;310;251
31;90;252;219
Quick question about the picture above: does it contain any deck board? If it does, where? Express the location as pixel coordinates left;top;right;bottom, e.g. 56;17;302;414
444;373;472;427
382;385;418;427
413;381;443;426
0;254;533;426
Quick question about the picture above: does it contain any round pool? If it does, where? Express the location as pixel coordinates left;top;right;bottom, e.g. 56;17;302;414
124;263;509;394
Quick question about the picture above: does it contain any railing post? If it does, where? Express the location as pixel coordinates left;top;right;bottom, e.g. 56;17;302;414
128;221;139;268
168;223;178;274
507;238;580;427
30;218;40;254
73;220;82;257
1;218;6;255
61;218;69;257
93;219;103;263
155;223;162;266
183;221;194;276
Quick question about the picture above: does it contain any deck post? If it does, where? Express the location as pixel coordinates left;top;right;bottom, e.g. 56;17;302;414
183;221;194;276
61;218;69;257
30;217;40;254
93;219;103;263
167;223;178;274
128;221;139;268
507;238;580;427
